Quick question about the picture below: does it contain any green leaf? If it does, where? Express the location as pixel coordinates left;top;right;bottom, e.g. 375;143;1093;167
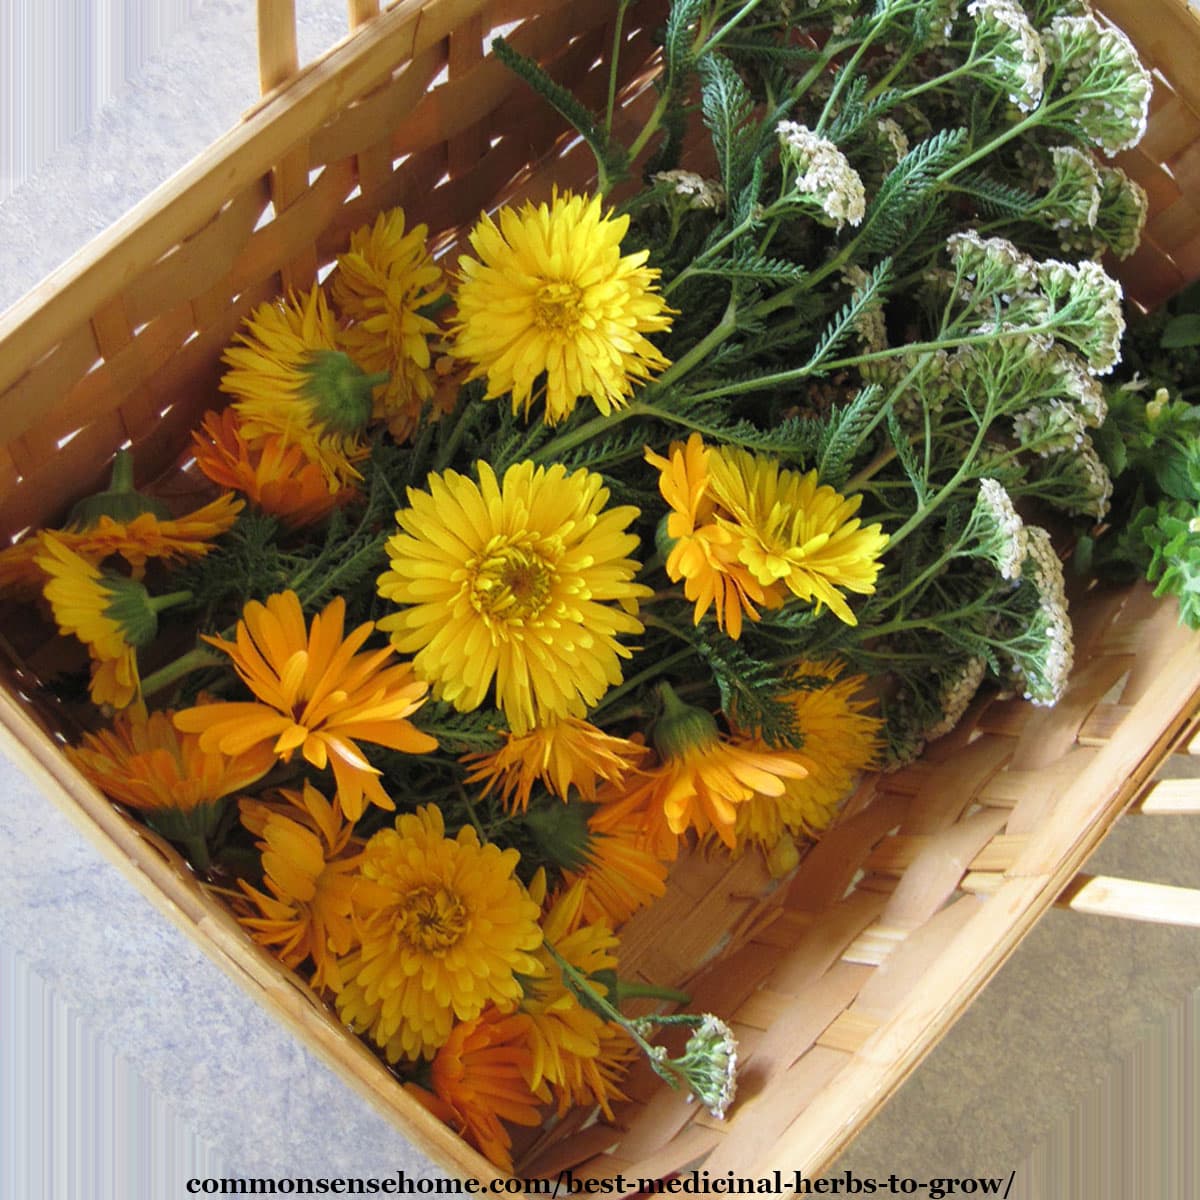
805;257;893;375
492;37;628;185
817;383;887;489
1161;313;1200;350
699;53;755;196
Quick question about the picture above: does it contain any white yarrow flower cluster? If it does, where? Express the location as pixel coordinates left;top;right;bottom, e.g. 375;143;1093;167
967;0;1047;112
841;265;889;353
777;121;867;230
1034;258;1126;375
652;169;727;211
947;231;1039;301
1013;396;1088;457
926;656;988;741
1015;526;1074;706
1094;165;1149;260
971;477;1028;580
877;117;910;165
1043;16;1152;155
1043;146;1102;250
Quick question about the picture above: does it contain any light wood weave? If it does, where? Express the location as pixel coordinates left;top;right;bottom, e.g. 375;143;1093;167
0;0;1198;1185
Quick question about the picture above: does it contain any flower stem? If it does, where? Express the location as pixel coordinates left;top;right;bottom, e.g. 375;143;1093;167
148;589;194;614
140;645;223;698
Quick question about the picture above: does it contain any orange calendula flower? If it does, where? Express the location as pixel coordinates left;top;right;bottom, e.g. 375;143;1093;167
192;408;356;528
450;189;674;426
646;434;768;640
331;207;447;442
376;460;650;736
68;708;274;812
173;590;437;821
647;433;889;633
67;708;274;867
236;783;360;991
563;800;669;930
0;492;241;593
461;716;646;813
335;805;543;1062
734;660;881;860
606;683;810;852
408;1006;548;1172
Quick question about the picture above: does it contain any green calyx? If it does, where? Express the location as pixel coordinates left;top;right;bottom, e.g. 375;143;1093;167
67;450;172;528
102;578;193;648
300;350;387;437
522;800;592;872
653;681;719;761
144;799;228;873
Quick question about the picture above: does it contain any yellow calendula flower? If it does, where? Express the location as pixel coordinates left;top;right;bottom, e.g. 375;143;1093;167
520;880;631;1120
376;460;651;736
735;660;882;857
34;533;166;710
461;715;646;813
648;433;889;632
407;1006;548;1173
236;783;361;992
450;189;674;425
331;208;448;442
192;408;357;528
335;805;543;1062
220;287;378;488
173;590;437;821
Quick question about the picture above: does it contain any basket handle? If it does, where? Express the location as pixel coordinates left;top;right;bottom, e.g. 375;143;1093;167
1056;873;1200;928
256;0;382;94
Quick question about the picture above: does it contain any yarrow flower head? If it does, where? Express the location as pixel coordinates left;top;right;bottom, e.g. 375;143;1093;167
967;478;1027;581
1043;15;1152;155
450;190;674;426
1042;146;1102;249
376;461;650;736
924;656;988;741
330;207;447;442
1033;258;1125;375
1011;526;1074;705
776;122;867;230
967;0;1047;113
631;1011;739;1121
1013;397;1088;457
651;170;727;211
946;232;1039;301
335;805;543;1062
1093;165;1149;260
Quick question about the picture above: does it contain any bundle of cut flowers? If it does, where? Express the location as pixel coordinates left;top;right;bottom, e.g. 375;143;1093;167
1;0;1160;1172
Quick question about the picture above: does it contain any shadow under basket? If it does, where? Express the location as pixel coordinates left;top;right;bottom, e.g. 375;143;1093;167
2;0;1200;1184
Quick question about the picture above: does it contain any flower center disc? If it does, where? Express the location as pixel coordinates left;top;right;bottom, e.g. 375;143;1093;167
399;886;468;953
468;537;556;624
533;281;585;335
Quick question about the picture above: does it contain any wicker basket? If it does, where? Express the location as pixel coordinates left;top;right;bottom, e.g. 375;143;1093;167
2;0;1200;1183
